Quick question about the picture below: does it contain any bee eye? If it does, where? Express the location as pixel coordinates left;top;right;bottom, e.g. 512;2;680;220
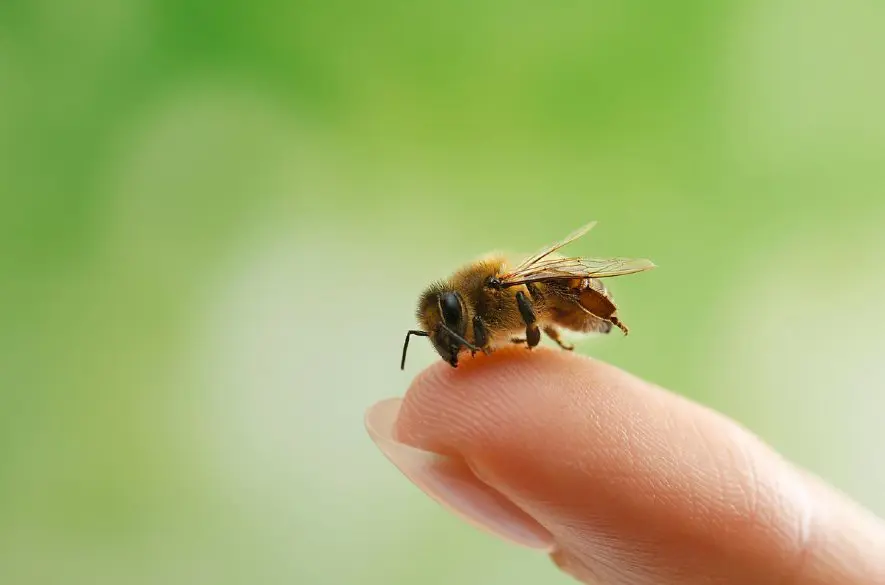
439;292;462;327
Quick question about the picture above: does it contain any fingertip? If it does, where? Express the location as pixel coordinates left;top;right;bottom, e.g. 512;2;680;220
396;344;666;452
365;377;556;551
394;347;608;455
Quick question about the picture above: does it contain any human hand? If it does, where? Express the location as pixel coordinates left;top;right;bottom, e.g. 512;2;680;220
366;348;885;584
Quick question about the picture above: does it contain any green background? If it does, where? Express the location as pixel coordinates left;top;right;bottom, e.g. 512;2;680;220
2;1;884;583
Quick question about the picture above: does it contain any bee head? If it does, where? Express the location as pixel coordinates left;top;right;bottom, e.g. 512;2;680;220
412;285;470;368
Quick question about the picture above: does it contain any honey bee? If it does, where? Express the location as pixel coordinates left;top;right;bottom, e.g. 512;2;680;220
401;222;655;369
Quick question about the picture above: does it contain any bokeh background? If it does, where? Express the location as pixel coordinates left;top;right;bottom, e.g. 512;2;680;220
2;1;885;583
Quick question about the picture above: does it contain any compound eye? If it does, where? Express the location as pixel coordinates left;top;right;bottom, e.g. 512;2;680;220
439;292;463;328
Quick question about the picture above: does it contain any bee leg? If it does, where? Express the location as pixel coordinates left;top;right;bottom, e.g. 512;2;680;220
510;337;526;344
543;326;574;351
610;316;629;335
472;315;492;355
515;290;541;349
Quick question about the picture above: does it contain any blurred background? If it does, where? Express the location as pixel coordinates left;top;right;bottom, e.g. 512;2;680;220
2;1;884;583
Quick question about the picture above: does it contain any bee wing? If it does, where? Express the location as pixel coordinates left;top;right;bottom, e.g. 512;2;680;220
498;256;656;287
507;221;598;275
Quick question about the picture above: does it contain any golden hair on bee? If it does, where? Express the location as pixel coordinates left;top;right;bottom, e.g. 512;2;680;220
401;222;655;369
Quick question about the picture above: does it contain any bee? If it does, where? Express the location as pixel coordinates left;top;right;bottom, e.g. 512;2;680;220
401;221;655;369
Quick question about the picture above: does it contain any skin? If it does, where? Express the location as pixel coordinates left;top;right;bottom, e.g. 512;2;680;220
366;348;885;584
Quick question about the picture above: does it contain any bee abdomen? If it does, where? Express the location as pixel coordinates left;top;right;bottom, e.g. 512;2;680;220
577;278;617;318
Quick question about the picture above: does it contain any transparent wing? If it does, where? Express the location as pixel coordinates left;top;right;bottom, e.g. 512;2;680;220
507;221;598;275
498;256;656;287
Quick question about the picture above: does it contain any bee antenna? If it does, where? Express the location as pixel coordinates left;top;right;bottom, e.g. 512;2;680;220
401;330;429;370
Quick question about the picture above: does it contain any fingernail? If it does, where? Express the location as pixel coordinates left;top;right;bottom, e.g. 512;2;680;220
365;398;554;551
